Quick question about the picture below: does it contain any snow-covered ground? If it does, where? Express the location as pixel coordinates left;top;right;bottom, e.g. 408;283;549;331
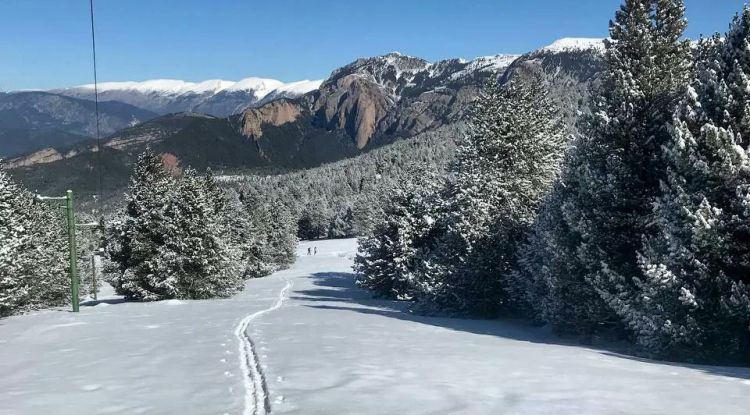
1;239;749;414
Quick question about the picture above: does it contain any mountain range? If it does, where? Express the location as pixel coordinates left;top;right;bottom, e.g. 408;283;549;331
1;38;605;198
53;77;323;117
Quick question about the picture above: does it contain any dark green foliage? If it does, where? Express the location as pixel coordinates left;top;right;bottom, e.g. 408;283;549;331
0;169;68;316
627;10;750;362
105;149;243;300
539;0;690;335
229;126;460;240
354;168;442;299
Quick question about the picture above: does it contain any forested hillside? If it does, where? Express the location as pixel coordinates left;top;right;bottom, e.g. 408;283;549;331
223;124;461;240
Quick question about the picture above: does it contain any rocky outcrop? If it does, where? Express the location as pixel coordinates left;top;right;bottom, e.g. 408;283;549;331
239;99;303;139
305;52;520;148
3;147;63;168
312;74;395;149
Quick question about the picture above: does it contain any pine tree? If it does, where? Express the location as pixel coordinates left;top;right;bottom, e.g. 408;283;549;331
242;195;277;279
0;169;68;316
265;205;298;270
107;150;244;300
223;189;263;279
723;8;750;141
554;0;690;334
106;148;178;300
156;168;243;299
418;76;566;316
354;168;442;299
628;11;750;362
228;190;298;279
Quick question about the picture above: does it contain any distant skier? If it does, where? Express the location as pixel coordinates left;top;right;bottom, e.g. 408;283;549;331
314;246;318;255
307;247;312;256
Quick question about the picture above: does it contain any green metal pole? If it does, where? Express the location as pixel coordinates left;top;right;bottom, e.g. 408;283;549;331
90;255;97;301
66;190;80;312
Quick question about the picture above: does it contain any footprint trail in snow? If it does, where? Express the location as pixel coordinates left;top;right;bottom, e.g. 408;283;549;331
234;280;292;415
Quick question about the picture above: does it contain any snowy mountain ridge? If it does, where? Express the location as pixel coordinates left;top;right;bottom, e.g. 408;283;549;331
50;77;322;118
540;37;606;53
327;52;521;100
58;77;322;100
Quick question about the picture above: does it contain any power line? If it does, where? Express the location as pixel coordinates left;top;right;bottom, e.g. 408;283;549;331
89;0;103;217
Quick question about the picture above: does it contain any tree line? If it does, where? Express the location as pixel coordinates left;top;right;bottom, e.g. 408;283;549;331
104;148;297;300
224;125;460;240
355;1;750;364
0;147;299;316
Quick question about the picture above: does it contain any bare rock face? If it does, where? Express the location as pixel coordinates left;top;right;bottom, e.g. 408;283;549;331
239;99;303;139
303;52;520;148
312;74;395;149
3;147;63;168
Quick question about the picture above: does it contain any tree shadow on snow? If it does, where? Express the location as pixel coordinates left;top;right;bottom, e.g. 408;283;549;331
79;297;129;307
296;272;750;381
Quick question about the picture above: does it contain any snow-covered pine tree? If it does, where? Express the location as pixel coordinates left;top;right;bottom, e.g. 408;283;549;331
240;193;276;279
555;0;690;334
628;10;750;362
155;168;243;299
106;148;178;300
418;76;565;316
0;170;33;316
354;167;442;299
510;156;601;330
29;192;70;310
0;169;68;316
220;186;298;280
723;8;750;141
264;204;298;270
298;208;330;240
222;188;263;279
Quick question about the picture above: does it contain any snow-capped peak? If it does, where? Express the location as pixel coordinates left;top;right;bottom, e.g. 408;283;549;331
74;79;229;95
541;38;605;53
62;77;322;100
273;79;325;95
465;54;520;71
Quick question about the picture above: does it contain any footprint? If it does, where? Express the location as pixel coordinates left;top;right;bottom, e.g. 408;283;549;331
82;384;102;392
276;376;285;382
274;396;285;404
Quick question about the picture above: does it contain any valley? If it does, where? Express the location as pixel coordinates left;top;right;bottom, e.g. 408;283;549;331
0;38;603;199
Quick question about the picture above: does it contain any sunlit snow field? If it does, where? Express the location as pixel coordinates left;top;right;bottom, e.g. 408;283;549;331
1;239;749;414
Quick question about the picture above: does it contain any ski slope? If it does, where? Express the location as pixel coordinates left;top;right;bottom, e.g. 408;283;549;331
1;239;749;414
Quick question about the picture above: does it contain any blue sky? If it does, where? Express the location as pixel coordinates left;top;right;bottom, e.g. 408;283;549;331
0;0;744;90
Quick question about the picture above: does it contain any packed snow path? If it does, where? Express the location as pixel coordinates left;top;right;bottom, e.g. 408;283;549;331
1;239;749;414
234;280;292;415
